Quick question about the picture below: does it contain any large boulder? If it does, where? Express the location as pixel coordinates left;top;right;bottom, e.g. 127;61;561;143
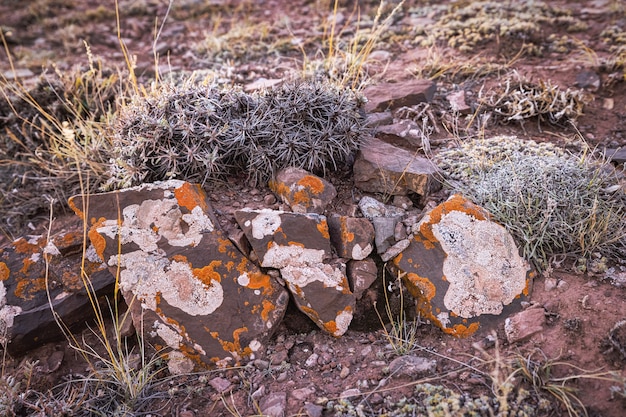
0;231;114;355
235;209;355;336
69;180;289;371
389;194;532;337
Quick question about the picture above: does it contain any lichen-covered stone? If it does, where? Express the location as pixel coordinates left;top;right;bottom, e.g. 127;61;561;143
346;259;378;300
269;167;337;214
353;136;440;196
235;209;355;336
328;215;374;261
390;194;532;338
69;180;289;370
0;231;114;355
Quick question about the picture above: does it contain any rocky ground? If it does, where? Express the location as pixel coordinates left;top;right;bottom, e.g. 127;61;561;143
1;0;626;416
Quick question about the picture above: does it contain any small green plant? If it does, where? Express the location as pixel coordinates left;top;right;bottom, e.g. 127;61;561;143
435;136;626;271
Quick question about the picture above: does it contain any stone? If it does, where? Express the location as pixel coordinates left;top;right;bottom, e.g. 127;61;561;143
69;180;289;370
358;196;405;221
269;167;337;214
372;217;399;254
353;136;441;196
363;79;436;113
447;90;471;114
375;120;426;150
327;215;375;260
244;77;283;92
380;239;410;262
0;231;115;355
389;194;532;338
303;403;324;417
574;69;601;91
346;259;378;300
603;147;626;164
209;376;233;393
504;307;546;344
260;392;287;417
365;111;393;127
388;355;437;378
235;209;355;337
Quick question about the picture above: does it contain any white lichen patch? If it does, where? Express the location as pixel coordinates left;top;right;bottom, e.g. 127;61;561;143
167;350;195;375
237;272;250;286
333;309;353;337
351;243;373;261
248;209;284;240
281;263;346;291
432;210;528;318
117;252;224;316
262;242;326;269
0;281;22;344
153;320;183;349
97;198;213;253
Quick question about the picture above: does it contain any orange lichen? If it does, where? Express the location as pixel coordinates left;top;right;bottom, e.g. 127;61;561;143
19;257;37;275
268;180;290;198
0;262;9;281
193;260;223;286
297;175;325;194
14;277;46;300
217;326;250;356
246;272;273;294
404;272;436;301
324;320;338;335
217;237;231;254
287;241;305;248
88;217;109;261
340;218;354;243
260;299;275;321
292;189;311;205
67;195;85;219
419;194;489;245
13;238;40;255
442;322;480;338
317;220;330;239
171;254;188;263
174;182;209;212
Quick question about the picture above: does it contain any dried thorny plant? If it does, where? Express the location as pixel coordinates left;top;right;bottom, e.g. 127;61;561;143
106;77;367;189
481;72;589;128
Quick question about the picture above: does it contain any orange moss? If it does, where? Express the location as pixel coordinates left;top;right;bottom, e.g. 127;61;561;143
174;182;209;212
0;262;9;281
193;260;223;285
88;217;108;261
297;175;325;194
261;299;275;321
317;220;330;239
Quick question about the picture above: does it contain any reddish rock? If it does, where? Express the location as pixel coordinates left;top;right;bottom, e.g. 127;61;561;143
0;231;114;355
504;307;546;344
375;120;426;150
363;79;436;113
328;215;375;261
70;180;289;370
269;167;337;214
346;259;378;300
447;90;472;114
353;136;440;196
235;209;355;336
389;194;532;338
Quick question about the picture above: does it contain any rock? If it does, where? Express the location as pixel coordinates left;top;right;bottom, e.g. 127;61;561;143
380;239;410;262
346;259;378;300
235;209;355;336
388;355;437;378
504;307;546;344
340;388;361;399
372;217;399;254
363;79;436;113
389;194;532;337
574;69;601;91
353;136;441;196
303;403;324;417
244;77;283;92
0;231;115;355
260;392;287;417
365;111;393;127
603;147;626;164
447;90;472;114
269;167;337;214
69;180;289;370
358;196;405;221
375;120;426;150
292;386;315;401
327;215;375;260
209;376;233;393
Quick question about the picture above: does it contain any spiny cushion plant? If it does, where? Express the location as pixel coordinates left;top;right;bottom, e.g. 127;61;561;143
435;136;626;272
105;78;367;189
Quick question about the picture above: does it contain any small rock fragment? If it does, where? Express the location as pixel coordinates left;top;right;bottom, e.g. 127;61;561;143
504;307;546;344
388;355;437;378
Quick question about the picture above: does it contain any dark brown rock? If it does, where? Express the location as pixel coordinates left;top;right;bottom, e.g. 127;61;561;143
70;180;289;371
328;215;375;260
353;136;440;196
389;194;533;338
0;231;115;355
346;259;378;300
363;79;436;113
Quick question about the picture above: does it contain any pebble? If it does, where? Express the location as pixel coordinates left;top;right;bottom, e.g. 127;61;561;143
305;352;319;368
208;376;233;393
264;194;277;205
339;366;350;379
339;388;361;399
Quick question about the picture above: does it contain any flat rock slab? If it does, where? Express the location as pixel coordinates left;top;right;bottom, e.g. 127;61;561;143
235;209;355;336
69;180;289;370
269;167;337;214
363;79;436;113
353;136;440;196
389;194;532;337
0;231;114;355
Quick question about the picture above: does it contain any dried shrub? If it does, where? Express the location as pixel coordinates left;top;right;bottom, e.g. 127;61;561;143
435;136;626;271
106;78;367;189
